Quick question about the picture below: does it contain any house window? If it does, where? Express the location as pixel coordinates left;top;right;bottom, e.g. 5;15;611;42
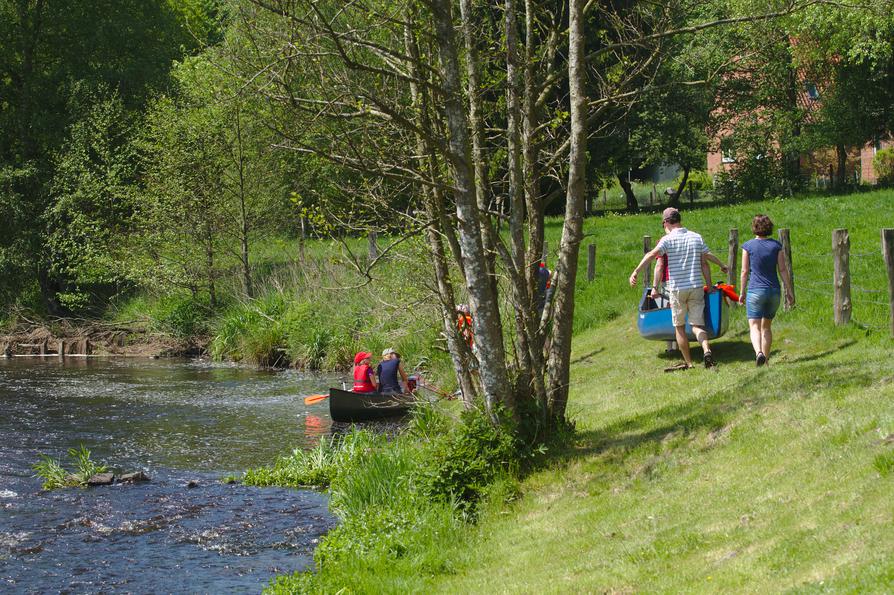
805;82;820;101
720;138;735;164
874;137;882;155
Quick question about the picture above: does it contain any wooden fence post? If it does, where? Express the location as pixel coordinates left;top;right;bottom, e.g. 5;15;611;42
833;228;851;325
727;228;738;286
652;182;657;205
779;228;794;310
643;235;652;287
688;181;694;205
587;243;596;282
603;189;607;207
368;231;378;260
882;228;894;337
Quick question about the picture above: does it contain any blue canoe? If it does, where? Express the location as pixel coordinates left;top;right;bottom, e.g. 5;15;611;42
637;286;729;342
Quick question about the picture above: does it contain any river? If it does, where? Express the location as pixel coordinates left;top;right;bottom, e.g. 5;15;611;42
0;357;341;593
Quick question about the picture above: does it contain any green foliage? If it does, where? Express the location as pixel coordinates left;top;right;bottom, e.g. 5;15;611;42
714;155;785;202
33;445;108;490
249;405;529;593
46;85;139;312
149;293;213;338
675;169;714;192
69;444;108;483
32;456;70;491
0;0;206;313
872;148;894;185
419;409;520;513
242;429;383;488
209;294;292;365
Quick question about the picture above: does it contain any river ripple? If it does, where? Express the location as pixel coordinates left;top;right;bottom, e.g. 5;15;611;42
0;358;340;593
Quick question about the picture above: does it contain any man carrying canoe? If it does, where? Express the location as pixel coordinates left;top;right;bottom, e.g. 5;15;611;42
629;208;728;370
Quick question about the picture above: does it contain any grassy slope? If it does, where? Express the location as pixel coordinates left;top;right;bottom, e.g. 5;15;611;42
430;190;894;592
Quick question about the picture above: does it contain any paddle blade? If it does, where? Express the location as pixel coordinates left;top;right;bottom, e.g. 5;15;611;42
304;394;329;405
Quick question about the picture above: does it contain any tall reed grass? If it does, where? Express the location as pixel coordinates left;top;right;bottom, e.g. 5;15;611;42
242;407;522;593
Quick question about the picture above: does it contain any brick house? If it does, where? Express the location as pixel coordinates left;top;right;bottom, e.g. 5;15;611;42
860;138;894;184
706;44;891;186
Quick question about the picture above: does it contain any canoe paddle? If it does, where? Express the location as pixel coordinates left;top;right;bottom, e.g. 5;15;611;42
304;394;328;405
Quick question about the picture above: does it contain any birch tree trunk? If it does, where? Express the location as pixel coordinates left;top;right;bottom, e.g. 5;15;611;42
404;8;477;406
547;0;587;422
431;0;514;420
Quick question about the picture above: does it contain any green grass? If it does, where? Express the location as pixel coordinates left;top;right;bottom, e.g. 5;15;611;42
420;190;894;593
570;189;894;336
232;189;894;592
242;410;520;593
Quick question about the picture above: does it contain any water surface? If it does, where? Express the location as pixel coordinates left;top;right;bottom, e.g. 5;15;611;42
0;358;340;593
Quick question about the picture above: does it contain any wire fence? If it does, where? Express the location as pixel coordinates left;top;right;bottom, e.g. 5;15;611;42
587;227;894;337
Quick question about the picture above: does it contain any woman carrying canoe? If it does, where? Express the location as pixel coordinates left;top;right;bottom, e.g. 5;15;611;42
738;214;795;366
352;351;378;393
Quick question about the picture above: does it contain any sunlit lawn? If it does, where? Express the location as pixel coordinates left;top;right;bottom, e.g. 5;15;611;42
430;189;894;593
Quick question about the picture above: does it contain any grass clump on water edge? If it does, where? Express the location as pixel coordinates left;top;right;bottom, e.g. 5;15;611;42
33;445;109;490
240;405;526;593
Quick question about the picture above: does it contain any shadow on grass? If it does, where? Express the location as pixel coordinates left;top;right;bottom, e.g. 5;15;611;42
651;337;760;364
543;353;882;478
571;348;605;365
782;340;857;364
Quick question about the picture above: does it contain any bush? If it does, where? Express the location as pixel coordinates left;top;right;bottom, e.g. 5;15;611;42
673;169;713;192
714;153;785;202
873;148;894;185
251;407;526;592
419;409;519;512
149;293;213;338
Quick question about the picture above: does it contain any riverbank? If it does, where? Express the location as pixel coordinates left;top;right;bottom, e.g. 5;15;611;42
250;189;894;591
0;320;203;359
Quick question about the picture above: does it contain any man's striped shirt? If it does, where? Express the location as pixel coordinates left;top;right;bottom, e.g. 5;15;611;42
655;227;709;290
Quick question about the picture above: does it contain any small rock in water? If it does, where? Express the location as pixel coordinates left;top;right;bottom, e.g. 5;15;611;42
87;473;115;486
119;471;150;484
187;479;200;489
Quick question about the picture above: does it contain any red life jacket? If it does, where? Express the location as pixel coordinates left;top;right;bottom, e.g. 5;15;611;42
353;364;376;393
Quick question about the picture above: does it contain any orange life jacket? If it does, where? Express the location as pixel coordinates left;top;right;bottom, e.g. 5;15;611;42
703;282;740;302
457;314;474;347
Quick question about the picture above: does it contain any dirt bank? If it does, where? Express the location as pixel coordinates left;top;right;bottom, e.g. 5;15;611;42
0;321;206;359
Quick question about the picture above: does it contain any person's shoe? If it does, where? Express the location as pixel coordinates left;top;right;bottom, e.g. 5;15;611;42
664;362;693;372
703;351;716;369
756;352;767;367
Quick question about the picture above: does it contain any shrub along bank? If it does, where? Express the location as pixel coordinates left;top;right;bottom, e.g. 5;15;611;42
240;406;523;593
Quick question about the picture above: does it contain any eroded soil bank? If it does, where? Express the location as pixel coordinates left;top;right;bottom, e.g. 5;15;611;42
0;322;205;359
